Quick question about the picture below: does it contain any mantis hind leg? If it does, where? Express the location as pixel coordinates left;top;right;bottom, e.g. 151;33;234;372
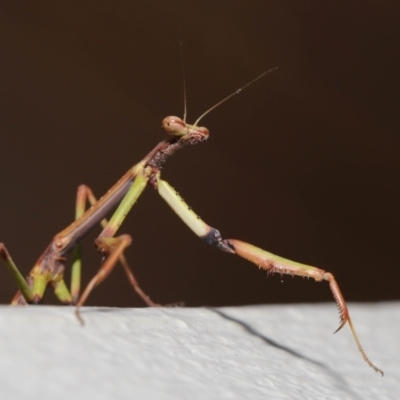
2;184;96;306
5;184;95;306
70;184;102;303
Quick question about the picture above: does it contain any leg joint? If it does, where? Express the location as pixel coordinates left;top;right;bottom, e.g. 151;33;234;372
201;228;235;253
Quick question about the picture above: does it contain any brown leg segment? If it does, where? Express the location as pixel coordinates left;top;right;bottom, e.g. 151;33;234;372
75;234;133;324
118;253;161;307
226;239;383;376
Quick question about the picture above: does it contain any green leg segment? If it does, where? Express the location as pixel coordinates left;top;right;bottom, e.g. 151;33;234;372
70;184;92;303
100;172;148;238
53;279;73;304
0;244;33;302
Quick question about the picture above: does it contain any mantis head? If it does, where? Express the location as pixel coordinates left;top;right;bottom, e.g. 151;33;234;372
162;116;209;144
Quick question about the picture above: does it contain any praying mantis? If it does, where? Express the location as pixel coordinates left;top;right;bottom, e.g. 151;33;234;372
0;67;383;376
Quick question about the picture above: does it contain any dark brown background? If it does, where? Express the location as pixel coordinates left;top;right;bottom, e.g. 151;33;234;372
0;2;398;307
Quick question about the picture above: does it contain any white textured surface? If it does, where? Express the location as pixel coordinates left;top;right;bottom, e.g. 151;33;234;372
0;303;397;400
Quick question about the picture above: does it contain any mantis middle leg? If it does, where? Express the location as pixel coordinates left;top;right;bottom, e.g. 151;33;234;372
74;171;161;322
71;184;160;309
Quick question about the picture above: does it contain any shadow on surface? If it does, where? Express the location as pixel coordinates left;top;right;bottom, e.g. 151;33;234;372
209;307;361;400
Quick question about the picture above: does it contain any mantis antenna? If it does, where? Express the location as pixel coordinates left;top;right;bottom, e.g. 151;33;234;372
194;66;279;126
180;40;188;123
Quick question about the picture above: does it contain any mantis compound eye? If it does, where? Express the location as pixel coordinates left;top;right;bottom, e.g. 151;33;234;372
162;116;186;136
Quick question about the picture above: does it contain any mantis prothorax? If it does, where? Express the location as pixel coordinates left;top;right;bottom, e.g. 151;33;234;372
0;67;383;376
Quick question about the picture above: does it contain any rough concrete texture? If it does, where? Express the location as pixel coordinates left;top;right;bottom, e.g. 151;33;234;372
0;303;397;400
